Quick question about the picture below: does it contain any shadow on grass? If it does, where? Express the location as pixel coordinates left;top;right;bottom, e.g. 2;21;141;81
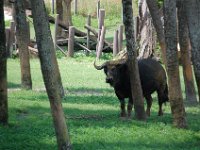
72;139;200;150
10;97;200;132
2;96;200;150
8;82;21;89
10;86;200;131
6;86;200;149
7;104;200;149
65;87;114;94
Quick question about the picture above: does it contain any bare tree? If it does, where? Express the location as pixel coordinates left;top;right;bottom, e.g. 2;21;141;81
164;0;187;128
15;0;32;90
122;0;146;121
177;1;198;104
185;0;200;103
0;0;8;125
30;0;71;149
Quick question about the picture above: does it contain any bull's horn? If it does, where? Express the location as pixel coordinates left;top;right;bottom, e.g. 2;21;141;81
93;60;107;70
108;58;127;65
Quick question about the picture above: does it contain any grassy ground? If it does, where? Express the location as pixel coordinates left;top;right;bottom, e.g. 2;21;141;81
0;55;200;150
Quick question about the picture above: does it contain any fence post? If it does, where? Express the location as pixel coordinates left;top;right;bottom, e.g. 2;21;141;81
52;0;55;14
96;0;100;19
12;3;16;21
67;26;75;57
86;14;91;56
74;0;78;15
97;9;105;53
6;21;15;57
113;30;119;57
97;26;106;59
53;14;59;50
98;9;105;30
5;28;10;57
118;25;123;52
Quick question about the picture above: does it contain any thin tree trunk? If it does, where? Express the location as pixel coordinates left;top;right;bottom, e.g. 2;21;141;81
138;0;156;59
185;0;200;103
63;0;73;27
177;1;198;104
30;0;71;149
56;0;63;37
62;0;73;38
0;0;8;125
15;0;32;90
146;0;167;65
122;0;146;121
164;0;187;128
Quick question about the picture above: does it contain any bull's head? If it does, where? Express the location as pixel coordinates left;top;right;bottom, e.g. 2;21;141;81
94;59;127;87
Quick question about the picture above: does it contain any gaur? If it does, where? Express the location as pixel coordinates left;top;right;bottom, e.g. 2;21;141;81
94;57;169;118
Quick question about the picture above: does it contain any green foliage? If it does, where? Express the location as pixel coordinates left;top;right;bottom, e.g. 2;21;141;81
0;57;199;149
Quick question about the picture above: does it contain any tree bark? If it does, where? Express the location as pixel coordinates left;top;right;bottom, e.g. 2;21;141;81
164;0;187;128
56;0;63;36
185;0;200;103
138;0;156;59
63;0;73;27
177;1;198;104
0;0;8;125
122;0;146;121
146;0;167;65
15;0;32;90
62;0;73;37
30;0;71;149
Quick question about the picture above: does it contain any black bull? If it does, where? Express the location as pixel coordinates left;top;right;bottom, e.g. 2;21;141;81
94;58;169;118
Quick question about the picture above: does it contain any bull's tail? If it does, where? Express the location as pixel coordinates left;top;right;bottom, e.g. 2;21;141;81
163;84;169;103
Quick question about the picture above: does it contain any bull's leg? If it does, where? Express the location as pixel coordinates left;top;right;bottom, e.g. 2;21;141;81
157;91;164;116
158;102;163;116
145;95;153;117
119;99;126;117
127;98;133;118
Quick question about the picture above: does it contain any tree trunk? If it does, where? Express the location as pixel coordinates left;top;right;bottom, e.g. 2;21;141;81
146;0;167;65
177;1;198;104
138;0;156;59
62;0;73;37
15;0;32;90
122;0;146;121
164;0;187;128
30;0;71;149
185;0;200;103
0;0;8;125
56;0;63;37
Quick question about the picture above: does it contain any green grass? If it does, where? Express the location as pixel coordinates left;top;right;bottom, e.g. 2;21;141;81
0;56;200;150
